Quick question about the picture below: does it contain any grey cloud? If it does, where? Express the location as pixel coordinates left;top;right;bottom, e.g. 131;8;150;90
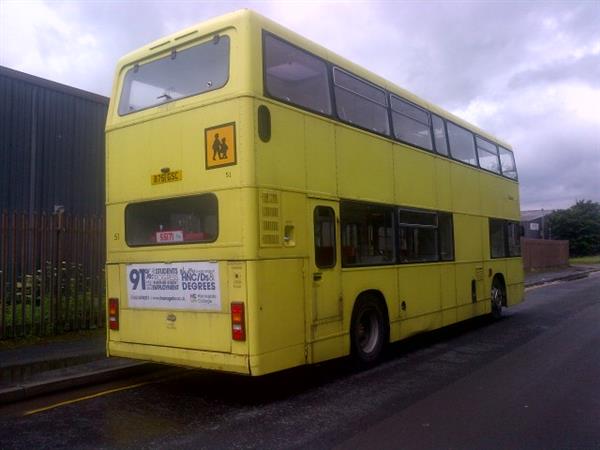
74;0;600;211
508;54;600;90
3;0;598;211
514;119;600;209
363;2;600;109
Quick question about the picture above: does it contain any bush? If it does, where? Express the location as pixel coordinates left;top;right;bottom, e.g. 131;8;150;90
548;200;600;257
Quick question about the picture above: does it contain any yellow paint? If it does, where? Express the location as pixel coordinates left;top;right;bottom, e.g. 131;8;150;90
394;145;436;209
246;258;306;373
24;371;188;416
336;127;395;203
398;265;441;318
24;382;152;416
105;9;523;377
305;115;337;195
255;103;305;190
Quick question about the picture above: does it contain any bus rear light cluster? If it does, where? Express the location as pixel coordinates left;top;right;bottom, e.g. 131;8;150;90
108;297;119;330
231;302;246;341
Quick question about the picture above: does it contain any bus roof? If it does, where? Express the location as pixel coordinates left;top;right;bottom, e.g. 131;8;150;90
113;9;513;150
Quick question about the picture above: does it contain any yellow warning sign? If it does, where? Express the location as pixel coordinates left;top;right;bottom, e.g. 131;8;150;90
205;122;236;170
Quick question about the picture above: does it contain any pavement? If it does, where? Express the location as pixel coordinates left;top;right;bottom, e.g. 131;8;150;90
524;264;600;288
0;331;153;405
1;264;599;405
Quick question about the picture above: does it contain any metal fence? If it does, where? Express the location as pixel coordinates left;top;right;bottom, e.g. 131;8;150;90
0;211;105;339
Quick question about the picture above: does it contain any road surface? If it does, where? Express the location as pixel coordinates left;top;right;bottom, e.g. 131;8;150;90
1;272;599;449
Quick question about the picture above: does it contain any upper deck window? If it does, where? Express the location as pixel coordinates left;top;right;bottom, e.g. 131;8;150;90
390;96;433;151
431;114;449;156
499;147;518;180
118;35;230;115
447;122;478;166
333;68;390;135
264;34;332;115
476;136;501;174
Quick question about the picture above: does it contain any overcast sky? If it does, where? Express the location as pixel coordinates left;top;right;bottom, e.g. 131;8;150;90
1;0;599;211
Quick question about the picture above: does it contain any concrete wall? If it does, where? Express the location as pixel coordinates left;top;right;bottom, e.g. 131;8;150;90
522;238;569;271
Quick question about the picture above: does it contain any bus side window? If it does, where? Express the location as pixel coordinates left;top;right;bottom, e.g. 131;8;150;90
507;221;521;257
390;96;433;151
340;201;395;267
447;122;478;166
489;218;507;258
476;136;501;174
314;206;336;268
332;68;389;136
431;114;449;156
499;147;518;180
263;33;332;116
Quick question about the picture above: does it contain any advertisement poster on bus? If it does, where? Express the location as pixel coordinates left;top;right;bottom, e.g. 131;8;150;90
126;262;221;311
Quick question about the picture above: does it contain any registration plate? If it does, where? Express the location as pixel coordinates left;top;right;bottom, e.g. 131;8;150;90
156;230;184;243
151;170;182;185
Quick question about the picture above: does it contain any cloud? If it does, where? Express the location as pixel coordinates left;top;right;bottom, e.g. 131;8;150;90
0;0;599;210
508;53;600;90
0;0;108;92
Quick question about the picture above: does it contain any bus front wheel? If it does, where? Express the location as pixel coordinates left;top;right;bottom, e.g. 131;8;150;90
350;296;386;365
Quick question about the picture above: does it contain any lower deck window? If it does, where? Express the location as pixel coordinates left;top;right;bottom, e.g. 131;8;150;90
340;202;453;266
489;218;521;258
341;202;395;266
398;209;454;263
125;194;218;246
399;226;438;262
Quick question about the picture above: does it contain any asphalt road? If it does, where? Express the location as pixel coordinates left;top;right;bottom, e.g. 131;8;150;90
1;273;599;449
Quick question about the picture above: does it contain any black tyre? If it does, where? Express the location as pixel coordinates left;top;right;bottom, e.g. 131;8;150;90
491;278;505;319
350;296;387;365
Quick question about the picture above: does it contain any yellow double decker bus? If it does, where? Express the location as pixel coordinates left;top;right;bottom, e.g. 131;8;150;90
105;10;523;375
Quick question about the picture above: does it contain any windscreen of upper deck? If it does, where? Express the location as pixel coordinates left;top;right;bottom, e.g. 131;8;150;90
118;35;230;115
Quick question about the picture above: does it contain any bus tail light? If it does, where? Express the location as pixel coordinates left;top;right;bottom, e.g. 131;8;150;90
231;302;245;341
109;297;119;330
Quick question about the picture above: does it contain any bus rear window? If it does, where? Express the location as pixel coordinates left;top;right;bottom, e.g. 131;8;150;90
118;35;230;115
125;194;218;246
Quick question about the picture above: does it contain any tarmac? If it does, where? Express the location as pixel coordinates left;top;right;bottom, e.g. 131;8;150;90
1;264;598;405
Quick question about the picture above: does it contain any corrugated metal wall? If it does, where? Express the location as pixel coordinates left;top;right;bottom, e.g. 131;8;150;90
0;66;108;216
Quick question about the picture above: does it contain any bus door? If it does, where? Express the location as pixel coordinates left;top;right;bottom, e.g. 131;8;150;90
309;199;343;326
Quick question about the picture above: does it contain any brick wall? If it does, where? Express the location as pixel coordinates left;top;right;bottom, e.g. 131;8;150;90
521;238;569;271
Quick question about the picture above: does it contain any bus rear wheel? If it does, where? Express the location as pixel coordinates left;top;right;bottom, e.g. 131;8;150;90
491;278;505;319
350;296;386;365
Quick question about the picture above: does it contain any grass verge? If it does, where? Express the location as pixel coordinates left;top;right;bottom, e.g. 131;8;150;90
569;255;600;265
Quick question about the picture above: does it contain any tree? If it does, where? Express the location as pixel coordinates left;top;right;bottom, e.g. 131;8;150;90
548;200;600;257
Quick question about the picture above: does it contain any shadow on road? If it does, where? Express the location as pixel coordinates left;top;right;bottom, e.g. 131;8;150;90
160;313;506;407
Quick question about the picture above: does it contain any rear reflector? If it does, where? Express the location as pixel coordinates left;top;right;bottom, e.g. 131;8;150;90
231;302;245;341
109;297;119;330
